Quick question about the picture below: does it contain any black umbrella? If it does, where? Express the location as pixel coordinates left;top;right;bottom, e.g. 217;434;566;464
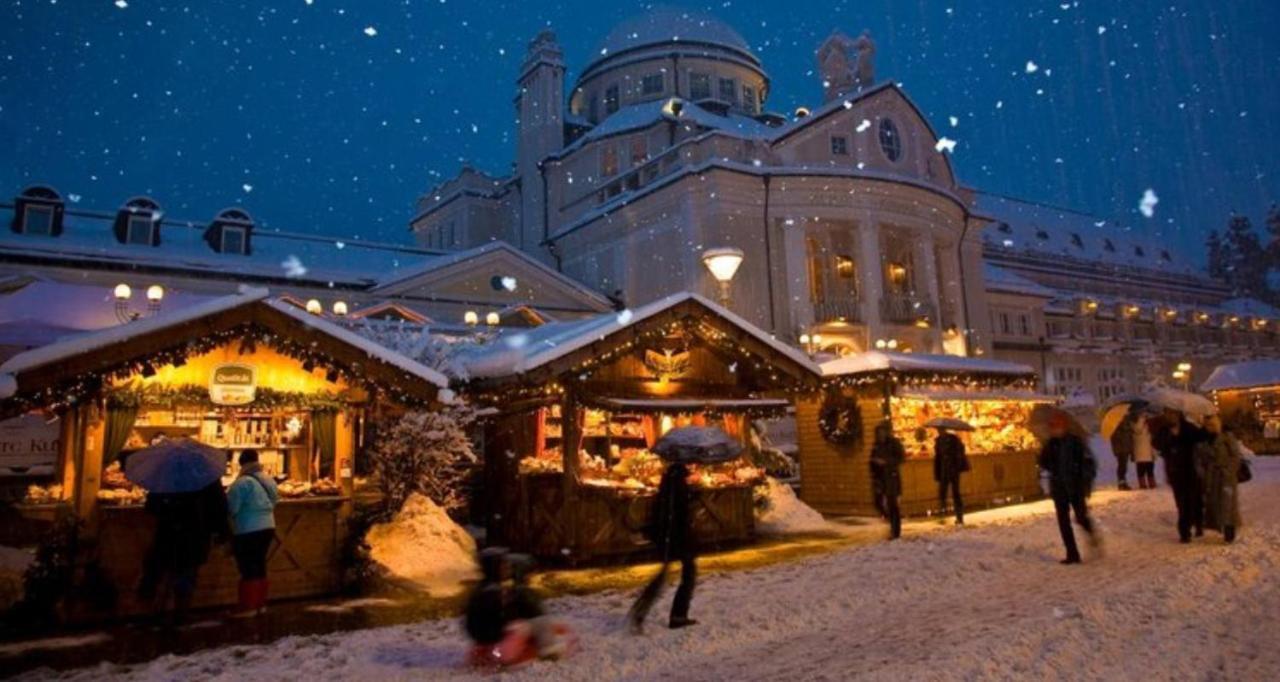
652;426;743;464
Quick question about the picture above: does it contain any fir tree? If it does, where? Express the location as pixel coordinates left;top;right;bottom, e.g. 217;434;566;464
1223;214;1268;298
1206;230;1227;279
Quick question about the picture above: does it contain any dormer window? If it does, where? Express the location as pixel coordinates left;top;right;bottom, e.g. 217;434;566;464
1035;229;1049;241
12;185;65;236
997;222;1012;234
205;207;254;255
1070;233;1084;249
1134;246;1145;257
1103;238;1116;252
113;196;162;247
1159;250;1172;262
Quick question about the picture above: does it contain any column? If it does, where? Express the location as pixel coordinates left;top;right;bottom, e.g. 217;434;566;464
783;217;813;332
857;222;884;336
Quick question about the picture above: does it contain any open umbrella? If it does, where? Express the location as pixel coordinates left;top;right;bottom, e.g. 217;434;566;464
652;426;743;464
1027;404;1089;442
1142;387;1216;419
1100;400;1148;440
923;417;975;432
124;437;227;493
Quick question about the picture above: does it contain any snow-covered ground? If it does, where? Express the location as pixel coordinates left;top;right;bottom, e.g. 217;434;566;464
17;459;1280;681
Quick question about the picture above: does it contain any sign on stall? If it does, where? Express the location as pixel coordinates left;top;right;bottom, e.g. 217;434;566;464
209;363;257;406
0;414;60;476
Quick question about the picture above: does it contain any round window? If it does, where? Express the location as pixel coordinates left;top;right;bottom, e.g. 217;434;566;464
878;118;902;162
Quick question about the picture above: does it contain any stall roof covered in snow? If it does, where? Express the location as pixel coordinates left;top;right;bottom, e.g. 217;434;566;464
459;292;819;380
977;192;1202;278
820;351;1035;378
1200;360;1280;392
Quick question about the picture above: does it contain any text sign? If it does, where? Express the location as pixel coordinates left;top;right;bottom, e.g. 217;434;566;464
209;363;257;406
0;414;60;476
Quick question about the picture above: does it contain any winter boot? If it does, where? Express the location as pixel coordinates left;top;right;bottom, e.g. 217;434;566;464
254;578;270;615
1224;526;1236;543
1118;480;1131;491
231;580;257;618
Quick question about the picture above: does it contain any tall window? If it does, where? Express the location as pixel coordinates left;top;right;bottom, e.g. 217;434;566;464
830;136;848;155
641;73;663;96
604;84;619;114
718;77;737;104
629;137;647;166
834;254;857;297
878;118;902;162
742;85;757;112
221;226;246;255
126;215;155;245
999;312;1011;334
601;146;619;177
22;205;54;235
1019;314;1031;336
689;73;711;100
805;237;825;304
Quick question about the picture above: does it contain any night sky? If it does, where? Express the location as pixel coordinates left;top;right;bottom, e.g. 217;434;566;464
2;1;1278;264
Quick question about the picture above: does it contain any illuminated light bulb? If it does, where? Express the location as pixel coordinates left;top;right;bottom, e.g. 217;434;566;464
485;312;500;326
145;284;164;302
114;283;132;300
332;300;348;316
305;299;323;315
463;310;479;326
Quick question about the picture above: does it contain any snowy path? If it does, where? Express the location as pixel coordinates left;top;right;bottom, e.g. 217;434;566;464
19;460;1280;681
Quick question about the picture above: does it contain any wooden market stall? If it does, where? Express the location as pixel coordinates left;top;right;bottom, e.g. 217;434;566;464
799;351;1051;517
1201;360;1280;454
0;289;447;619
460;293;821;564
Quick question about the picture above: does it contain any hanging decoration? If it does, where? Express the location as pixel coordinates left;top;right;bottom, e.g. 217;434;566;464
818;393;863;446
106;384;351;412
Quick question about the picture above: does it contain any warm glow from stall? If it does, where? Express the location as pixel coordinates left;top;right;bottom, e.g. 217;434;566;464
121;343;350;395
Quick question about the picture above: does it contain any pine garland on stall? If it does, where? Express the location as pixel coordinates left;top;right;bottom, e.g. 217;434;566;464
367;405;478;517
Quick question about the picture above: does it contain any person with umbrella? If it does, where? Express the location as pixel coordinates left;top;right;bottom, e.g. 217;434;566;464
931;422;970;525
1151;408;1210;543
129;438;230;624
1133;412;1157;490
629;426;735;632
1109;410;1136;491
226;450;279;617
869;421;905;539
1038;411;1100;564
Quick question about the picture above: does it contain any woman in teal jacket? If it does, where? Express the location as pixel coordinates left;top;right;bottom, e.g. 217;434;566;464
226;450;278;616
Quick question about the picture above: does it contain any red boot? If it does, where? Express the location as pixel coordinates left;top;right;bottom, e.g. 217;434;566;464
232;580;256;618
253;578;270;615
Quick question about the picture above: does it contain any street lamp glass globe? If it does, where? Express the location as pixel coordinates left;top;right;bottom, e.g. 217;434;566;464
146;284;164;302
463;310;479;326
332;301;348;316
305;299;323;315
113;283;132;300
701;247;745;283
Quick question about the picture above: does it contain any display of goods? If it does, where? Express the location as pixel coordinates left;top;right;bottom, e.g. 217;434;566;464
96;486;146;506
101;462;133;490
278;480;312;498
311;478;341;496
892;397;1040;458
22;484;63;504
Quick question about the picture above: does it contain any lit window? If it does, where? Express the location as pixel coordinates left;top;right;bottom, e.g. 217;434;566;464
718;77;737;104
878;118;902;162
689;73;711;100
126;215;155;245
221;226;246;254
641;73;663;96
604;84;620;114
22;205;55;235
831;136;848;155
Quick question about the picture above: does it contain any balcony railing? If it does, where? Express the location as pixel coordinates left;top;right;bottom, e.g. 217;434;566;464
880;293;936;325
812;297;862;324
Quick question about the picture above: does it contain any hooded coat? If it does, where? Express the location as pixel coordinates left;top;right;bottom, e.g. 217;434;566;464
1200;433;1243;531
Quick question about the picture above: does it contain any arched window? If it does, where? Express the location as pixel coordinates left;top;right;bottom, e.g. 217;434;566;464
878;118;902;162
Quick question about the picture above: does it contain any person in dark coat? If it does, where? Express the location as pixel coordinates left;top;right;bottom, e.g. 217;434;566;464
464;548;510;646
629;461;698;632
138;480;229;623
1198;416;1244;543
1038;414;1100;564
1110;413;1136;490
933;429;969;524
1151;409;1210;543
870;422;905;539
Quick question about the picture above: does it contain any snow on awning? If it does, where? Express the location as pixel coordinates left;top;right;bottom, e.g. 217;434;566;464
895;388;1057;403
820;351;1035;378
1200;360;1280;393
588;397;792;413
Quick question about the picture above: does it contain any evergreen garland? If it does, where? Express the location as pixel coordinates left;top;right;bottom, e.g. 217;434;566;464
106;383;351;411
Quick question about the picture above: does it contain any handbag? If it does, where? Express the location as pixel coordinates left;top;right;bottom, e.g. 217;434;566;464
1237;458;1253;484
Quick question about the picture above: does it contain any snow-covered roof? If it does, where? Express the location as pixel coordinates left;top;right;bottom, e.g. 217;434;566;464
0;288;450;397
459;292;818;380
983;264;1056;298
556;99;777;158
821;351;1035;378
593;8;754;64
0;206;437;287
1200;360;1280;392
977;192;1201;277
1219;298;1280;319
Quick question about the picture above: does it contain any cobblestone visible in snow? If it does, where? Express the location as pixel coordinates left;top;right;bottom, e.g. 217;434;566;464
19;461;1280;681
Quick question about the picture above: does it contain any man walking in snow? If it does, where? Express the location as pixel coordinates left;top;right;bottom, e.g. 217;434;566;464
1110;413;1135;490
1151;409;1210;543
1038;413;1099;564
933;427;968;525
870;422;905;539
629;461;698;632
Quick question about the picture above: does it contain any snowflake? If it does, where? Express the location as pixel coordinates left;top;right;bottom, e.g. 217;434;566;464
363;26;378;37
114;0;127;8
1025;60;1039;74
242;183;253;193
281;255;308;278
935;137;957;153
856;119;871;133
1138;189;1159;218
616;309;634;325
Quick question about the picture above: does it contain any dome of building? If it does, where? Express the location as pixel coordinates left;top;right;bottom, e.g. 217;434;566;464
591;8;757;68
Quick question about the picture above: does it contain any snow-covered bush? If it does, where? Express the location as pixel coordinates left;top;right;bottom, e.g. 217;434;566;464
346;320;475;381
366;407;477;515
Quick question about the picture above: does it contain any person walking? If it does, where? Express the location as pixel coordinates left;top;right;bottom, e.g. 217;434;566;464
1110;413;1136;490
1151;409;1210;543
933;427;969;525
1198;416;1243;543
226;450;278;617
1133;415;1157;489
1038;413;1100;564
629;461;698;632
870;422;905;539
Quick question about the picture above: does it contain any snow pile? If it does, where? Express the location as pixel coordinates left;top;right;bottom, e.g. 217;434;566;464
365;494;477;596
755;478;829;535
0;545;33;610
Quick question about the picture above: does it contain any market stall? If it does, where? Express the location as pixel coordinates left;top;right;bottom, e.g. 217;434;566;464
798;351;1051;516
1201;360;1280;454
0;289;447;619
461;293;820;563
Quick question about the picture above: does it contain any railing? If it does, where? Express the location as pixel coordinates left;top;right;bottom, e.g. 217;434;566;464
880;293;936;325
812;297;862;324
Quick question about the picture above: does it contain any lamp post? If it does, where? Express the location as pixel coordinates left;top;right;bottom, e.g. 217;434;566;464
701;247;744;308
1175;361;1192;391
114;283;165;323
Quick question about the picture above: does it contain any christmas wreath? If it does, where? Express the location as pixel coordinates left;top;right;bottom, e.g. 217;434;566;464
818;393;863;446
